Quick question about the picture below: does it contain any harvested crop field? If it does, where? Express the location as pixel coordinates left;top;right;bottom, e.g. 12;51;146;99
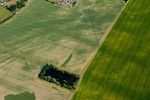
0;0;123;99
73;0;150;100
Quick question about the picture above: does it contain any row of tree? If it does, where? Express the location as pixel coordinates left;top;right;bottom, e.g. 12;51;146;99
6;0;28;12
38;64;80;89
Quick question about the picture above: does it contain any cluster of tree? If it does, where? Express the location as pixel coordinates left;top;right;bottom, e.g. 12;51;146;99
6;0;28;12
123;0;128;3
38;64;80;89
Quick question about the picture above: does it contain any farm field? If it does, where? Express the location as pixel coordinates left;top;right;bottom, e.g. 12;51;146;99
73;0;150;100
0;0;124;99
0;6;12;22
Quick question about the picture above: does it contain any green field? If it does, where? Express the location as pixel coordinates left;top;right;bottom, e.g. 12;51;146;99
0;0;122;72
0;0;123;99
73;0;150;100
0;6;12;22
5;92;35;100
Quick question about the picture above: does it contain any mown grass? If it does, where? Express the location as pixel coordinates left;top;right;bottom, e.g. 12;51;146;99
0;6;12;22
73;0;150;100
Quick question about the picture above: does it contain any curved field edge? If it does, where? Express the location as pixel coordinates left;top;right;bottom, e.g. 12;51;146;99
73;0;150;100
0;6;13;22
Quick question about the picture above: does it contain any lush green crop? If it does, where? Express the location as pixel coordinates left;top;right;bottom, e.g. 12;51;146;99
74;0;150;99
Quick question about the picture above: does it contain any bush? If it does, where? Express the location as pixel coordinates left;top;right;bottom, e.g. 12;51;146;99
16;1;25;9
6;4;17;11
6;0;27;12
38;64;80;89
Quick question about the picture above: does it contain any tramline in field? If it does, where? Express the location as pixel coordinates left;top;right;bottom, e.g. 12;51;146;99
73;0;150;99
0;0;125;99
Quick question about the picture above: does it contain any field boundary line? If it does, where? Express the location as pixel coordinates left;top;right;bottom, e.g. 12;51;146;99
70;1;129;100
0;59;14;69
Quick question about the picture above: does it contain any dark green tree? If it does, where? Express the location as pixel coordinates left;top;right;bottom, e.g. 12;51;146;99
16;1;25;9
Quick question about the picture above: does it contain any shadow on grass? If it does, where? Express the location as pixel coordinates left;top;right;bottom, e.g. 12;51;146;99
61;52;73;67
4;92;35;100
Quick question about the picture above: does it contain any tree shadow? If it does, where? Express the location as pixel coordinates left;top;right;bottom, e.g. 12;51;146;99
61;52;73;67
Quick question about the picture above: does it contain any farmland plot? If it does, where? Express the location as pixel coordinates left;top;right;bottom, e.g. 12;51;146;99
74;0;150;100
0;0;123;99
0;6;12;22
